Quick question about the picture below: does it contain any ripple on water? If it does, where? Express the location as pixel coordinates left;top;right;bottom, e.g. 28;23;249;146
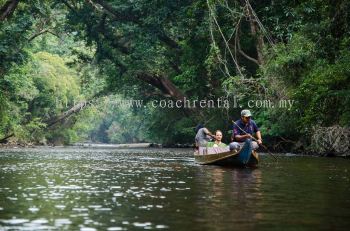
94;207;112;211
28;207;40;213
2;147;349;230
30;218;48;224
155;224;169;229
80;227;97;231
0;218;29;225
72;207;89;212
55;185;83;190
54;205;66;209
54;218;72;226
133;222;152;227
113;192;124;197
107;227;124;231
88;205;102;209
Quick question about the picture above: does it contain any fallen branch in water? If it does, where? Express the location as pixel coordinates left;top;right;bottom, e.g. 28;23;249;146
311;125;350;156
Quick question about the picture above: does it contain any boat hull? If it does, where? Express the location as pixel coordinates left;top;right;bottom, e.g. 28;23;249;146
194;140;259;167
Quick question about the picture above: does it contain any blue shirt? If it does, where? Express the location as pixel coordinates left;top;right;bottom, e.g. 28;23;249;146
232;119;259;141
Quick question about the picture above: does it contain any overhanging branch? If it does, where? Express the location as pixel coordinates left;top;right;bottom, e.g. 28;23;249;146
28;29;60;42
88;0;181;51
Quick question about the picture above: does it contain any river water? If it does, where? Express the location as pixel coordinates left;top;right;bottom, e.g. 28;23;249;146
0;147;349;230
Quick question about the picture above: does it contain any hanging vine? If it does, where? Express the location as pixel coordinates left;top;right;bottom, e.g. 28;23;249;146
206;0;275;99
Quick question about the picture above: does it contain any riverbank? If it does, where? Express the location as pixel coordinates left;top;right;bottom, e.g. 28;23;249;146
73;143;161;148
1;142;349;158
0;142;164;149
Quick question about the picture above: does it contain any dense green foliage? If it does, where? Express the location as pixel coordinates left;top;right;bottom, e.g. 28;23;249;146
1;0;349;152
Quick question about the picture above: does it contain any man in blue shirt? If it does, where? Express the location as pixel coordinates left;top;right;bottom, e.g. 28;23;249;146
229;109;262;151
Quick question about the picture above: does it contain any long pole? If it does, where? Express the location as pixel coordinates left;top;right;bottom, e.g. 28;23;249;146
232;120;278;160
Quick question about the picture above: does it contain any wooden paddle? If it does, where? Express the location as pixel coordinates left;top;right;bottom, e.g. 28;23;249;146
232;120;278;161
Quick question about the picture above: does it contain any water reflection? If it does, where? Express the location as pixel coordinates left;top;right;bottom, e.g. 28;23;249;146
0;148;349;230
193;166;264;229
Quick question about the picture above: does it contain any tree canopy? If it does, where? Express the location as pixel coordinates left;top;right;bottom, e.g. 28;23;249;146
1;0;349;153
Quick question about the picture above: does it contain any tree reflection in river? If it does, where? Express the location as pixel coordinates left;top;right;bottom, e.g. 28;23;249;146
194;166;264;229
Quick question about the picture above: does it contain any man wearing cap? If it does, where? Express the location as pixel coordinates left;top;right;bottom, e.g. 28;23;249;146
229;109;262;151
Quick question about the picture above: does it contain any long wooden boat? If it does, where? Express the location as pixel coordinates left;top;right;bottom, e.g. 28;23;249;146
194;140;259;167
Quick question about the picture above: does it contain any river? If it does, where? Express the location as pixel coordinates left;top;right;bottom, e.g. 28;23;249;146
0;147;349;230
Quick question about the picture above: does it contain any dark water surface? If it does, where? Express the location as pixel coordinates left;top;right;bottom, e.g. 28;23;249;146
0;147;349;230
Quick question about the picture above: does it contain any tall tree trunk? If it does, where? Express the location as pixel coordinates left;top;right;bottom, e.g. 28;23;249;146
0;0;20;21
136;73;197;116
136;73;185;100
245;1;265;65
45;102;89;127
0;101;91;143
0;89;106;143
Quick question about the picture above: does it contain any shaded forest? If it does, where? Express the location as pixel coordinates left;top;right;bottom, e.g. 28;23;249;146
0;0;349;154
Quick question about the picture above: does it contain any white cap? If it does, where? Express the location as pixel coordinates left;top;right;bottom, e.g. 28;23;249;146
241;109;252;117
